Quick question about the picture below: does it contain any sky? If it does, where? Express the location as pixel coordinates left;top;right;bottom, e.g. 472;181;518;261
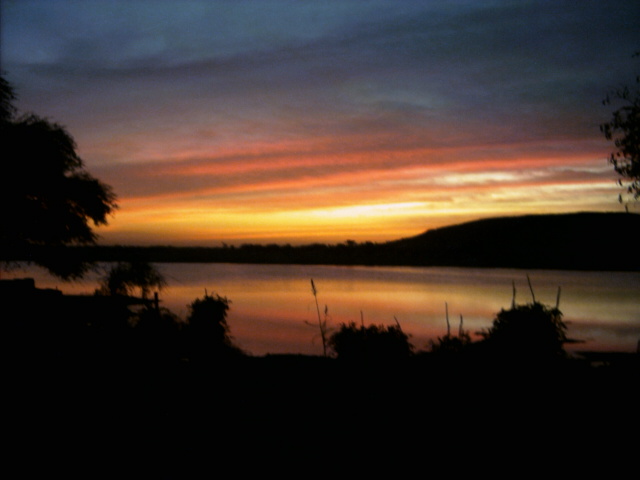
2;0;639;246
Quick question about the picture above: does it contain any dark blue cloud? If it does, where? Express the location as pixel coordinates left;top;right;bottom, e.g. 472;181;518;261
3;1;639;174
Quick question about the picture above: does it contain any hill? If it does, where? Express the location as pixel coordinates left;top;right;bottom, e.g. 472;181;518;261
384;211;639;271
6;211;638;271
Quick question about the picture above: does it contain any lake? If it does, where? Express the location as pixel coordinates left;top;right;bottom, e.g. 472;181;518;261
3;263;639;356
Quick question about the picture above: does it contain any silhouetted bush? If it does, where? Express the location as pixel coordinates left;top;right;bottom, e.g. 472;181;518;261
183;292;245;362
429;332;472;356
328;322;413;365
478;301;568;364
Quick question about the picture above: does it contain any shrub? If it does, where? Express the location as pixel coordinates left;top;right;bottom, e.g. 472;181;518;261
183;292;244;361
328;321;413;364
478;301;568;362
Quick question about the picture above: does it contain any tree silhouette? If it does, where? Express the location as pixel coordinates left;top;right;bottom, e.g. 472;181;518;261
96;261;166;299
0;76;16;122
183;292;244;361
600;53;640;205
0;75;117;279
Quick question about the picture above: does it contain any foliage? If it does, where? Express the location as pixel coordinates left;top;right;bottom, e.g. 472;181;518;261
184;292;244;360
96;261;166;299
430;331;472;356
478;301;568;361
429;304;472;355
132;304;181;333
328;321;413;364
0;76;16;122
0;75;117;279
600;53;640;205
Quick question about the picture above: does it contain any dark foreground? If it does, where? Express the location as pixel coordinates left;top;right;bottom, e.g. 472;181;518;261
5;350;638;477
3;276;637;476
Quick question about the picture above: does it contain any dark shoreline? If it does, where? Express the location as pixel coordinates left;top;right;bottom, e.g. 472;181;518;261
7;240;640;273
7;212;639;272
5;276;637;470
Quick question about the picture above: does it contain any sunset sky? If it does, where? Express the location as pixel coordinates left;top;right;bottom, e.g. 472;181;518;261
3;1;639;246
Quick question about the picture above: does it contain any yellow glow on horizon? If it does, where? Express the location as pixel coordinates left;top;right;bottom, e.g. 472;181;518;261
300;202;427;219
100;200;433;245
99;171;622;245
93;134;624;246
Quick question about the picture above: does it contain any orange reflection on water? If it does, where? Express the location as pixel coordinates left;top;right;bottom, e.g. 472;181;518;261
5;263;639;356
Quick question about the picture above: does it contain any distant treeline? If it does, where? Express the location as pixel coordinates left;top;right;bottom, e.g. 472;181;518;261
6;242;394;267
5;212;640;271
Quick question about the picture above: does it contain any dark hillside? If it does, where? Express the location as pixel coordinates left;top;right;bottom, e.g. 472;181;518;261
384;212;639;271
6;212;637;271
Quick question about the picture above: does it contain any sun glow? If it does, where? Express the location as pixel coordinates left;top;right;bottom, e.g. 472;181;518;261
96;144;623;246
303;202;427;219
6;0;638;247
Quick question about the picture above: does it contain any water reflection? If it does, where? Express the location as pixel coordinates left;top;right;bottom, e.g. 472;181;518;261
4;263;639;356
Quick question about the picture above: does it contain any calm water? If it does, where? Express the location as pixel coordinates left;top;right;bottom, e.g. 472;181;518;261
4;263;640;356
